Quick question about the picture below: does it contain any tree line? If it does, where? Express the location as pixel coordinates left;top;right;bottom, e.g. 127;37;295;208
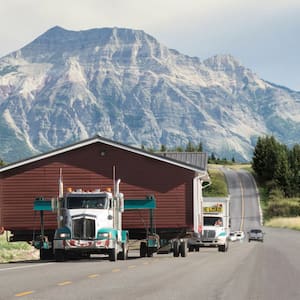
252;135;300;218
252;135;300;197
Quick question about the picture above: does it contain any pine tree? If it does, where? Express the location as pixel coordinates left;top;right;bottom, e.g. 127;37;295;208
197;142;203;152
160;144;167;152
289;144;300;196
185;141;195;152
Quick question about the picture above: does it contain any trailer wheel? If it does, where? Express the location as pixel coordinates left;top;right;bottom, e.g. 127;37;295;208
109;248;117;261
180;241;187;257
173;240;179;257
55;249;66;262
140;242;147;257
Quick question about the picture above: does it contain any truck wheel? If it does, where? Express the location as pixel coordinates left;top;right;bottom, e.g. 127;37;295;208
55;249;66;262
109;248;117;262
173;240;179;257
118;243;128;260
140;242;147;257
188;245;194;252
40;248;54;260
147;247;154;257
180;241;187;257
218;245;226;252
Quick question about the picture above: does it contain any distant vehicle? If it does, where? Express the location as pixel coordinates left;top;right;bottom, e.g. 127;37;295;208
188;197;230;252
229;232;237;242
235;231;245;241
248;229;264;242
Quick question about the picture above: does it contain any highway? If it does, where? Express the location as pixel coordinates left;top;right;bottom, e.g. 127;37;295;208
0;169;300;299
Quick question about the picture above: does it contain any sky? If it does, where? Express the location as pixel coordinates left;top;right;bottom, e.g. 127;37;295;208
0;0;300;91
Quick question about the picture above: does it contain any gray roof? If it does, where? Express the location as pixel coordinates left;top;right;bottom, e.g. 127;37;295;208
156;152;208;171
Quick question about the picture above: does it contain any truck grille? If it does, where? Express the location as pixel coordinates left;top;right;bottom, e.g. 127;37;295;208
72;218;95;239
202;230;216;242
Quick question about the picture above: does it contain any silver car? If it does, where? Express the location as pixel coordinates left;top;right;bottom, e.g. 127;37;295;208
248;229;264;242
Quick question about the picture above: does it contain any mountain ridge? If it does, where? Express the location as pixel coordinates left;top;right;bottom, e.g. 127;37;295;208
0;26;300;163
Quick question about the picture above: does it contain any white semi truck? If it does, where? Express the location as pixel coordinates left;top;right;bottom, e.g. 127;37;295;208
188;197;230;252
34;179;129;261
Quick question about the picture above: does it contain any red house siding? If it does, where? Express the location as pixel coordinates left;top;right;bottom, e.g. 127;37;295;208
0;142;195;235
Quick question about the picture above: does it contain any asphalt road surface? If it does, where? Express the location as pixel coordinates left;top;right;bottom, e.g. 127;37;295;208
222;167;262;232
0;169;300;300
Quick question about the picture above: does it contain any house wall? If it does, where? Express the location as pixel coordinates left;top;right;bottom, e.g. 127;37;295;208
0;142;194;235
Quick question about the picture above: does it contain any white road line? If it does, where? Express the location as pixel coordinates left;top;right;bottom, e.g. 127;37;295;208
0;262;55;272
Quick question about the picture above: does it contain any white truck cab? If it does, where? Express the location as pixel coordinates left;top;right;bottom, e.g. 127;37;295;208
53;184;128;261
188;197;230;252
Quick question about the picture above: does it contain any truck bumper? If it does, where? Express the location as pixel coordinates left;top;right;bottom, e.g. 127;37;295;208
188;237;226;247
54;239;116;250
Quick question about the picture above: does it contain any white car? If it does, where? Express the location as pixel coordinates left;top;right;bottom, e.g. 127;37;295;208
229;232;237;242
235;231;245;241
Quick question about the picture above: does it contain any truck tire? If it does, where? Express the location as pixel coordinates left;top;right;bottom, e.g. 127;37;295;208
180;241;187;257
173;240;179;257
55;249;66;262
218;245;226;252
147;247;154;257
188;245;194;252
140;242;147;257
40;248;54;260
109;248;117;262
118;243;128;260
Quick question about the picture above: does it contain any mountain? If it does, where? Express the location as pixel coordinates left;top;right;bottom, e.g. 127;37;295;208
0;26;300;163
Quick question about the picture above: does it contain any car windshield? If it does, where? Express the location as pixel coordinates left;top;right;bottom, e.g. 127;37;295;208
66;196;108;209
204;216;223;226
250;229;262;234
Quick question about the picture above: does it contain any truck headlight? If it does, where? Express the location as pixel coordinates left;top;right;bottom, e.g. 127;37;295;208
98;232;112;239
59;232;71;239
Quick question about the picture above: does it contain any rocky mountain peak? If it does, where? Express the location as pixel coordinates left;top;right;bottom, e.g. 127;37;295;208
204;54;243;72
0;27;300;163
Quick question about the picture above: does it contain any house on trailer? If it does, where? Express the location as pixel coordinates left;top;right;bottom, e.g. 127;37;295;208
0;135;209;241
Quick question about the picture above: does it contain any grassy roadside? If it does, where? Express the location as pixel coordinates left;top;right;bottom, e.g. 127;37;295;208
203;167;228;197
0;232;39;263
265;217;300;231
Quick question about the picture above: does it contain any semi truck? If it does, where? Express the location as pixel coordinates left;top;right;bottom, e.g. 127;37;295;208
33;178;129;261
188;197;230;252
34;185;187;260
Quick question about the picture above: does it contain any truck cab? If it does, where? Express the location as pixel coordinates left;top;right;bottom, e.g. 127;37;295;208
53;186;128;261
188;198;230;252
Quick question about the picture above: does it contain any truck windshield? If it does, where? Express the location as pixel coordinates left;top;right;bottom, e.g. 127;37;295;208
204;216;223;226
66;196;108;209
